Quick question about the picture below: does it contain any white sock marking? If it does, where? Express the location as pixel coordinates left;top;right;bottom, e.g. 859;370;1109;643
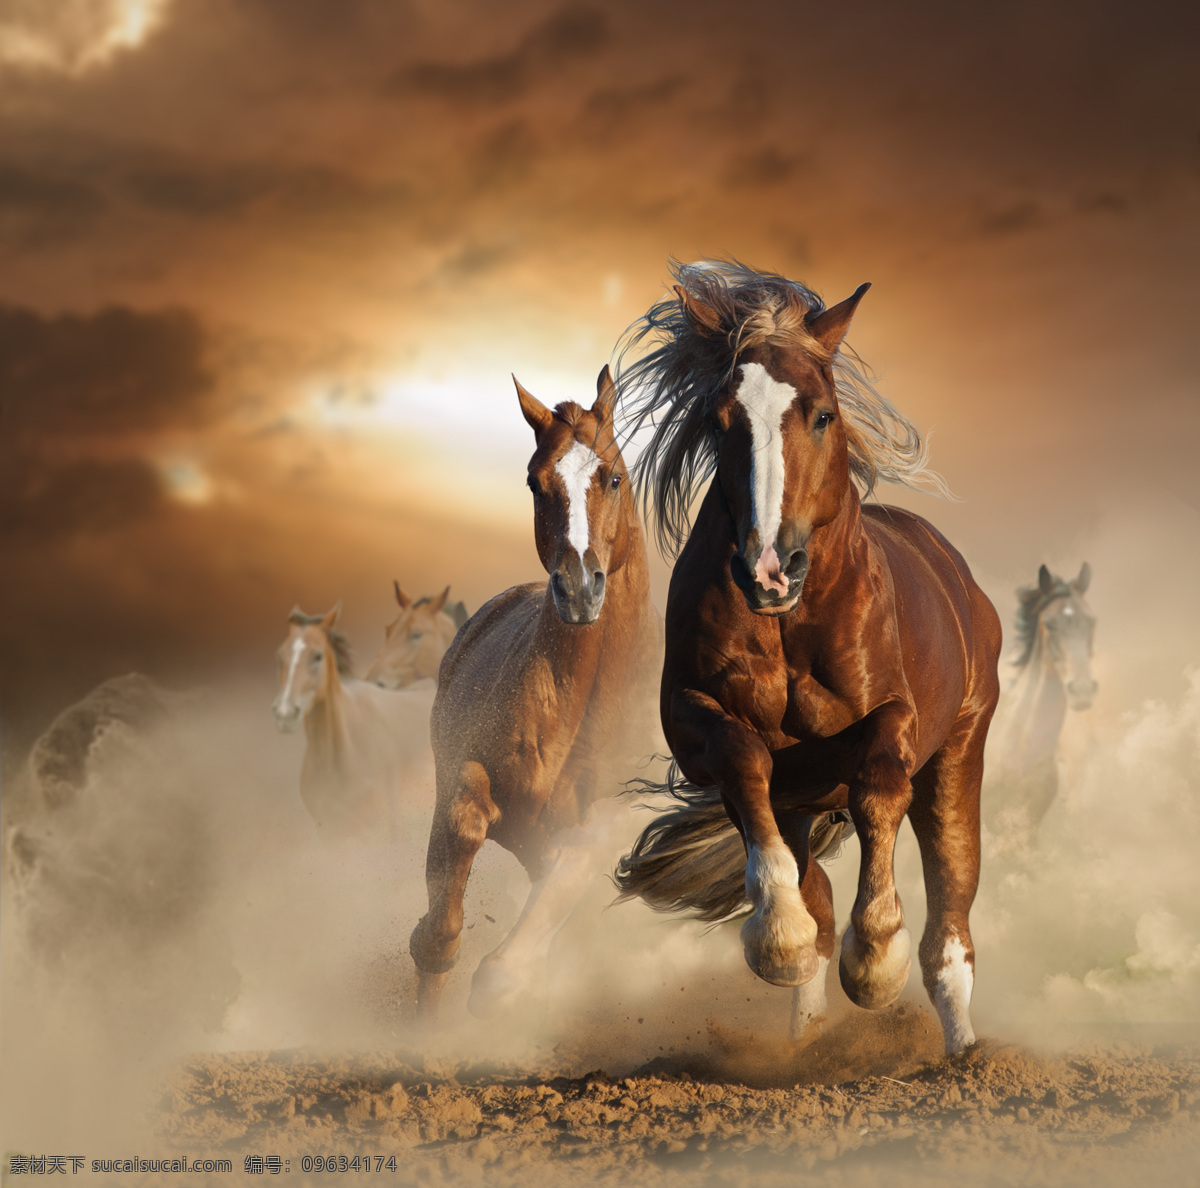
555;440;602;561
733;362;797;593
790;954;829;1038
933;934;975;1054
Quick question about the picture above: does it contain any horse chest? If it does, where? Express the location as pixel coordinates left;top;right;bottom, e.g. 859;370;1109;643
781;670;862;741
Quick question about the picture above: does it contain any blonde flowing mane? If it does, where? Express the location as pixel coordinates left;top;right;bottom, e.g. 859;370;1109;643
615;259;950;556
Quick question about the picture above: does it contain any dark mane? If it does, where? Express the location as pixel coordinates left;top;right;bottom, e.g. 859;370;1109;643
614;258;947;557
1011;572;1075;668
287;611;354;675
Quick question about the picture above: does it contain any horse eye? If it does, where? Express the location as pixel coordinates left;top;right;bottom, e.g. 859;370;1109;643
311;651;323;662
411;630;424;640
610;473;622;490
814;411;833;431
527;475;541;497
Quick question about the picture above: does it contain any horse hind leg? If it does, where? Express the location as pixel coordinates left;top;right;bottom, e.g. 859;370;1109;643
468;796;632;1019
784;825;836;1040
908;712;989;1055
409;761;497;1021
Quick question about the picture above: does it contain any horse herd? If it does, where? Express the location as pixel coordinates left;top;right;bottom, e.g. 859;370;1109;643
270;261;1098;1058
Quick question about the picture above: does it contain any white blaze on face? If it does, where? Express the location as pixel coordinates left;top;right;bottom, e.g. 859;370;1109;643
278;637;306;712
555;440;602;559
734;362;798;594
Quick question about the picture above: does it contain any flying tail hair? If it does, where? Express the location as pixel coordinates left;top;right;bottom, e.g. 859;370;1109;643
613;760;853;923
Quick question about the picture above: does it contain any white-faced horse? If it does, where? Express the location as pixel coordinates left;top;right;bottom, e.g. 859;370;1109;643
987;563;1096;846
272;604;435;840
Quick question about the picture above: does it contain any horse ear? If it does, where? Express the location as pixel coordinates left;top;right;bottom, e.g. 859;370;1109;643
514;375;552;436
1038;564;1054;595
393;581;411;610
591;365;617;427
288;603;304;622
1074;562;1092;593
674;285;722;335
431;586;450;614
806;283;871;355
320;601;342;630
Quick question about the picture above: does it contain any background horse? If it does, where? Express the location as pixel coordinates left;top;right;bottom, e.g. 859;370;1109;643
986;563;1096;847
272;604;435;840
364;583;467;691
614;261;1001;1055
409;367;661;1020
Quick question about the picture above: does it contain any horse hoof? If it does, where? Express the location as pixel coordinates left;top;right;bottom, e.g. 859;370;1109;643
838;922;911;1010
743;941;820;988
467;955;526;1019
409;918;461;976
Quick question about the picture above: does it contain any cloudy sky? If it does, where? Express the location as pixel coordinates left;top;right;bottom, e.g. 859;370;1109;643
2;0;1198;737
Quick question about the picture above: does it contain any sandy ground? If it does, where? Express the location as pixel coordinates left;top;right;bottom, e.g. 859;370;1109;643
158;1021;1200;1187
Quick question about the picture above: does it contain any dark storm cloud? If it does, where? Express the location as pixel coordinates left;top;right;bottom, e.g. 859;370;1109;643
0;303;212;436
388;3;610;106
0;457;165;541
0;304;213;539
573;76;685;145
0;161;108;247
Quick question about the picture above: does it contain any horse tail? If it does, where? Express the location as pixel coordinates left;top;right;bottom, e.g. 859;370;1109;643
613;763;854;923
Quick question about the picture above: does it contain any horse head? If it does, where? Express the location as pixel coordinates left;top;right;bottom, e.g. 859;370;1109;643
515;365;634;626
678;280;870;615
364;584;459;689
272;603;347;732
1035;562;1097;710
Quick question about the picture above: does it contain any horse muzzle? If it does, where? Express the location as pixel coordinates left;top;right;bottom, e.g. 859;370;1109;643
550;554;606;625
730;546;808;616
272;700;303;733
1066;677;1098;711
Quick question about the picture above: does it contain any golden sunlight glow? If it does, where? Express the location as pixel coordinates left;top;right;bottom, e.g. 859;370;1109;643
158;458;213;506
306;366;597;442
0;0;173;74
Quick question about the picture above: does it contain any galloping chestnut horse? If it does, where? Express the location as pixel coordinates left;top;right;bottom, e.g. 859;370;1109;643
409;367;660;1019
614;262;1001;1054
987;563;1096;845
364;583;468;690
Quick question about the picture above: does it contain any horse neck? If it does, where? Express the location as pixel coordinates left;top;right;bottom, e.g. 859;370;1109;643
304;654;348;766
1007;630;1067;766
791;482;866;601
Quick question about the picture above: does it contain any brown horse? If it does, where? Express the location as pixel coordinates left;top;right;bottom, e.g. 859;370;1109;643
409;367;660;1019
614;262;1001;1055
272;605;435;840
364;584;468;690
987;563;1096;845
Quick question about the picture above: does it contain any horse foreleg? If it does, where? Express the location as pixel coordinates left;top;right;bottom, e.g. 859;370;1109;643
670;690;819;988
468;797;633;1018
409;761;497;1022
840;708;916;1012
909;711;988;1055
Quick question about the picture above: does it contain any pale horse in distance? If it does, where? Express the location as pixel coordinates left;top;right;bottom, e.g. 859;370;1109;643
364;582;468;690
272;604;435;841
986;562;1096;849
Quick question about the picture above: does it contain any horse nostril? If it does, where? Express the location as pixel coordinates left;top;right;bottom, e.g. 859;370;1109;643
592;572;606;595
782;548;809;581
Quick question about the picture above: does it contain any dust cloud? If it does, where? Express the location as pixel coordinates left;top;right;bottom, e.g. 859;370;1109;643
2;497;1199;1179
